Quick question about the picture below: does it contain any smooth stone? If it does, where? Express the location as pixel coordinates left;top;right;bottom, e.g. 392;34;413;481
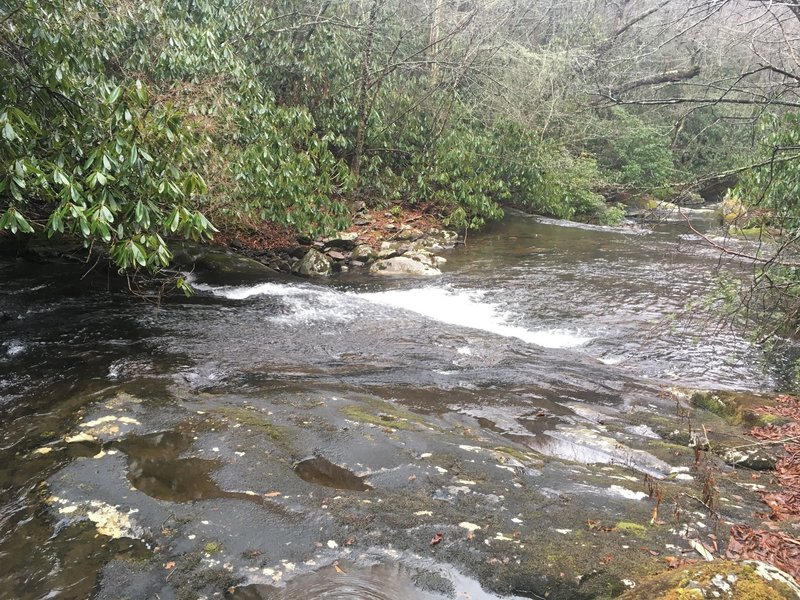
293;249;332;277
369;257;441;277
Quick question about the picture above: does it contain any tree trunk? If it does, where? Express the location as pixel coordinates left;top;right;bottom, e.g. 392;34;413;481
352;0;383;186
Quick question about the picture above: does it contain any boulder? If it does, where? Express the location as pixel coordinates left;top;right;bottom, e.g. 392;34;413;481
293;249;332;277
369;256;441;276
377;242;402;259
326;250;348;261
395;226;425;241
350;200;367;214
323;231;359;250
171;243;279;285
351;244;375;262
441;230;459;242
402;251;434;266
721;447;776;471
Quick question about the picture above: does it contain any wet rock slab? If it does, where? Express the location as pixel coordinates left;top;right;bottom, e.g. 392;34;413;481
23;377;800;600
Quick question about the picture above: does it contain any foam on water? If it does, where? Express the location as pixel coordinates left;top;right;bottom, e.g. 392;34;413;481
358;287;592;349
193;281;306;300
196;282;592;349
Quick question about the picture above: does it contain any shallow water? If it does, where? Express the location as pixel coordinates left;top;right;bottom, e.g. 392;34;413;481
0;211;785;599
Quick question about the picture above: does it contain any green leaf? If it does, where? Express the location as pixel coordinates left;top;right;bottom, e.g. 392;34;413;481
3;122;18;141
108;86;122;105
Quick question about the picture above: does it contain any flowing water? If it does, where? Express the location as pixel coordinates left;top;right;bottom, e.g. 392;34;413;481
0;211;786;599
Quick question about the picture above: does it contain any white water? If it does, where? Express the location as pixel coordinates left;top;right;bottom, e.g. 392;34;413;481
196;282;593;350
359;287;592;349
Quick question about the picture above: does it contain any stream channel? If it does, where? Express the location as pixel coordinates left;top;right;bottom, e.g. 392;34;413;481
0;210;789;599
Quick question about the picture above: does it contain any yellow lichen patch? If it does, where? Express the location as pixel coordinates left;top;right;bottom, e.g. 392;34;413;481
85;501;139;540
719;195;747;224
619;561;793;600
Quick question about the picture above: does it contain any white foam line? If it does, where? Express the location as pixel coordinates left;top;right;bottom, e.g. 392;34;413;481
194;282;593;349
192;282;308;300
358;287;592;349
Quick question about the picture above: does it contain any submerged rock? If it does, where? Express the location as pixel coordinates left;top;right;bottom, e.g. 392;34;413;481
293;248;332;277
369;256;441;277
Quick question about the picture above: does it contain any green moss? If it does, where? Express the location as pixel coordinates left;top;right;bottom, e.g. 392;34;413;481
212;407;288;440
730;226;766;238
494;446;539;463
339;397;433;431
691;391;782;428
644;197;661;210
203;541;222;554
340;405;420;430
758;413;790;426
619;561;793;599
720;196;746;223
615;521;647;537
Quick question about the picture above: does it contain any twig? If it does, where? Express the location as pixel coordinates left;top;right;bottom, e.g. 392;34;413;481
729;435;800;450
682;492;717;514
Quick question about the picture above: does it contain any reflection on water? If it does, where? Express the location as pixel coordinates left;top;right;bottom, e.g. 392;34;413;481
227;560;527;600
117;431;223;502
293;455;372;491
117;431;262;504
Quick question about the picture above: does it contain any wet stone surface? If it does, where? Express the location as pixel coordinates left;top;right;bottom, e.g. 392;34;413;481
292;455;372;492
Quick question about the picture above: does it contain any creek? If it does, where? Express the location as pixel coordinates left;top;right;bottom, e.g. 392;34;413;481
0;210;788;599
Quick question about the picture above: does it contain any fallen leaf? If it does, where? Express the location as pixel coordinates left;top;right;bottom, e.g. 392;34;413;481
333;561;346;574
165;561;176;570
689;539;714;561
430;532;444;546
727;525;800;581
587;519;614;532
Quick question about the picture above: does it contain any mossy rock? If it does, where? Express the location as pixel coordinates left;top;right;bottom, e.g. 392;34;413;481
719;195;747;224
618;561;797;600
690;391;774;427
